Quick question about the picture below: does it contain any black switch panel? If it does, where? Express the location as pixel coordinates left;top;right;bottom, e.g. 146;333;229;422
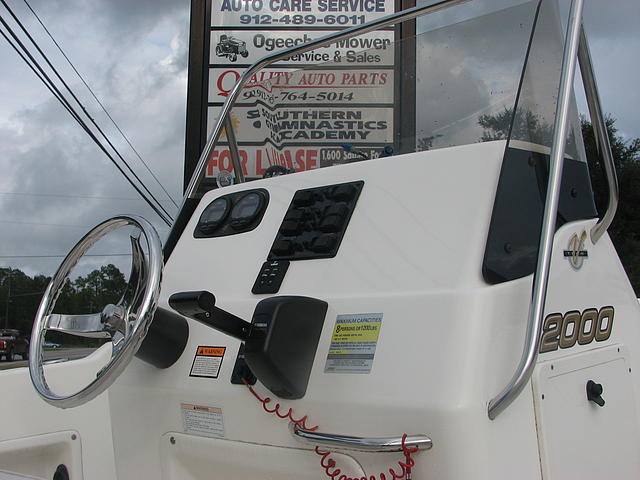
252;260;290;294
268;180;363;261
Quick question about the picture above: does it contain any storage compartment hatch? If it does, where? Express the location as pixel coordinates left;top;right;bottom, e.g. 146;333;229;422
532;345;640;479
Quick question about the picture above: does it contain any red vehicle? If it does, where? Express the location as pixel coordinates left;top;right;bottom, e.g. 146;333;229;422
0;329;29;361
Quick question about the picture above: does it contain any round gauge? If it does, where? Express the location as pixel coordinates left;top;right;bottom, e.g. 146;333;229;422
230;192;265;229
198;197;230;234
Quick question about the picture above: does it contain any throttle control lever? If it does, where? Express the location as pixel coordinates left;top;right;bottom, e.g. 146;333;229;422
168;290;251;341
169;290;328;399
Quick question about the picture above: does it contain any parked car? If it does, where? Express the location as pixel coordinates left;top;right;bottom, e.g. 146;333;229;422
43;341;61;349
0;329;29;361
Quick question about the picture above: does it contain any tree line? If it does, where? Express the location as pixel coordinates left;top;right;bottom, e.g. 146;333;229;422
0;264;126;339
476;110;640;293
421;112;640;294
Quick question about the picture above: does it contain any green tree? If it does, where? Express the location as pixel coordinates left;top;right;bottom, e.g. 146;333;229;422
0;264;127;338
416;134;442;151
478;107;553;144
478;108;640;294
52;264;127;346
583;116;640;294
477;107;582;154
0;268;45;335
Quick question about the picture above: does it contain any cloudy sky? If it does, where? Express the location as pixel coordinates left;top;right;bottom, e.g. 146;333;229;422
0;0;190;277
0;0;638;279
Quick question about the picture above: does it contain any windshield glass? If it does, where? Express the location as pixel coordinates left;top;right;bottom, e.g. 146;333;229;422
193;0;578;196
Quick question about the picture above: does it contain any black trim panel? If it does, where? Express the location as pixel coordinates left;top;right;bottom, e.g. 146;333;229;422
483;147;597;284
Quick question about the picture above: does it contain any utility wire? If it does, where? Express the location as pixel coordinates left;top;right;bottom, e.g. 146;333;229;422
8;291;44;297
0;191;138;201
0;220;93;228
22;0;179;209
0;13;97;139
0;26;81;124
0;17;96;144
0;1;174;223
0;2;174;226
0;254;131;259
0;14;172;226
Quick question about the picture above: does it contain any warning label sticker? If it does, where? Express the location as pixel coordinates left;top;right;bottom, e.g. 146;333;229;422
190;346;226;379
181;404;225;438
324;313;382;374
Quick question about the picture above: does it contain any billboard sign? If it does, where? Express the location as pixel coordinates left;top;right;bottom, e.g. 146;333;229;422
208;0;395;179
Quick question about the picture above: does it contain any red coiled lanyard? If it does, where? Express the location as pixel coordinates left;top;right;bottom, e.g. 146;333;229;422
242;379;419;480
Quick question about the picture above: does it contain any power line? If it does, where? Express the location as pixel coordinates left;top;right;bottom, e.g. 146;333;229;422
0;220;92;228
0;2;174;224
0;2;174;226
0;25;81;123
0;191;139;201
0;254;130;259
22;0;179;210
9;290;44;297
0;12;172;226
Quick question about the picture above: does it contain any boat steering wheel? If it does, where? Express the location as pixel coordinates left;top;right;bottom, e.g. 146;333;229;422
29;215;163;408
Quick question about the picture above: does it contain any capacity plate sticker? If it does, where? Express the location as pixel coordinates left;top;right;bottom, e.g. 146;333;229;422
190;346;226;378
181;404;225;438
324;313;382;373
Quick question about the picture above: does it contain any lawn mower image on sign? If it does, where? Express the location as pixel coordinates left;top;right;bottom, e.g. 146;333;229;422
215;34;249;63
1;1;639;479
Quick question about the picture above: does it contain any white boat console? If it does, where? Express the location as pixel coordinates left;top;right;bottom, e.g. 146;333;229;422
1;1;639;479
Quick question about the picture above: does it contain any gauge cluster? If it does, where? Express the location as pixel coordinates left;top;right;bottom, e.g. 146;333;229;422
194;189;269;238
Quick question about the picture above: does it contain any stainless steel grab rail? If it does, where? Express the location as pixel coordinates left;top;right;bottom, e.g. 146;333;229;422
487;0;584;420
579;28;619;244
224;117;245;184
290;423;432;452
183;0;469;200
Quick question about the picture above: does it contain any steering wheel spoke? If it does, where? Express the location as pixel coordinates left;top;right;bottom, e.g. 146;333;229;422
45;313;112;339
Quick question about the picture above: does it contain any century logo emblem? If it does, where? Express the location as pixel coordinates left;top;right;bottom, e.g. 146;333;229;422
563;230;588;270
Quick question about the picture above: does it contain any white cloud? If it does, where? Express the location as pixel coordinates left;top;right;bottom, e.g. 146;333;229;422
0;0;188;276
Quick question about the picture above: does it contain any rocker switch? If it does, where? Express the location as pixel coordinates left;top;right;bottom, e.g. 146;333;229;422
309;234;337;253
327;184;357;201
293;190;315;206
280;220;301;236
319;215;345;233
252;260;290;294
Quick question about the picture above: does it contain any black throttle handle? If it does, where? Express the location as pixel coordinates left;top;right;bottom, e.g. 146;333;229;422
169;290;251;341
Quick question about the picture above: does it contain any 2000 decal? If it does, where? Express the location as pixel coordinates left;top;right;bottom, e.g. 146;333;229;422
539;306;614;353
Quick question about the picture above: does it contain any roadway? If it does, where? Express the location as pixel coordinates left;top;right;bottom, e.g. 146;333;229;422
0;348;97;370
